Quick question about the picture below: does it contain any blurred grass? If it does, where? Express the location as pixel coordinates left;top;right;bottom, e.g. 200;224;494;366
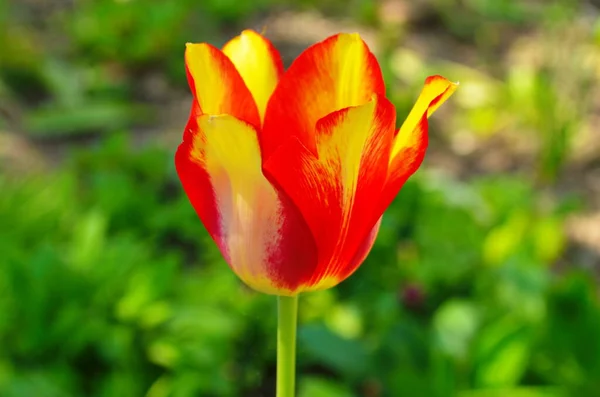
1;0;600;396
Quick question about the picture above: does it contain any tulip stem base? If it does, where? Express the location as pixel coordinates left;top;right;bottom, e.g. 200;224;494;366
277;294;298;397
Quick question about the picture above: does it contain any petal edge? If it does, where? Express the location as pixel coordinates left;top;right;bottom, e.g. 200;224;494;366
223;30;284;122
176;113;317;295
185;43;261;127
261;33;386;159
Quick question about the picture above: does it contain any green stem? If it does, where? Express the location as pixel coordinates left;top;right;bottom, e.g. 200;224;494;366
277;294;298;397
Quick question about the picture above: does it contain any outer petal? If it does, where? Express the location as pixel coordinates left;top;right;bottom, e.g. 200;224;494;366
222;30;284;122
185;43;260;127
175;113;317;295
261;33;385;159
379;75;458;214
264;96;395;292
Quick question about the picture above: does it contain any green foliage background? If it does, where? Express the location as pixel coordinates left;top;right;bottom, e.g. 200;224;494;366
1;0;599;396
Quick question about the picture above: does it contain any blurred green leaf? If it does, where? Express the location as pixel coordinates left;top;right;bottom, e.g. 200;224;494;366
298;377;355;397
474;319;532;387
459;386;566;397
299;324;368;377
483;211;529;267
433;299;480;360
24;101;149;137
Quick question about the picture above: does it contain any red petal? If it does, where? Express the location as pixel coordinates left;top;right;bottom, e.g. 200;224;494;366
176;111;317;295
377;75;458;215
264;96;395;291
185;43;260;128
261;33;385;159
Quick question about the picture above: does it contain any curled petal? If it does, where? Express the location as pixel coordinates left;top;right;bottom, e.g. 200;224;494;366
264;96;395;291
392;75;458;158
175;113;317;295
379;75;458;214
223;30;284;122
261;33;385;159
185;43;260;127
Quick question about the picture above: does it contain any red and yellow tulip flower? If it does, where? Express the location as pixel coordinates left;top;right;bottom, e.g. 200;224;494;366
176;30;457;297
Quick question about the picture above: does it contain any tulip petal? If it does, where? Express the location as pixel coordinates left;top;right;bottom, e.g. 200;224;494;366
264;96;395;291
261;33;385;159
392;75;458;158
222;30;284;122
176;113;317;295
379;75;458;213
185;43;261;127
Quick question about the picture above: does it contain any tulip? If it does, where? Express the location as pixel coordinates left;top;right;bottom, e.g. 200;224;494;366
175;30;457;397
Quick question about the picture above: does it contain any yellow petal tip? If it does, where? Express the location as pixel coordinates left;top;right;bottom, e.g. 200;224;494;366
340;32;362;41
